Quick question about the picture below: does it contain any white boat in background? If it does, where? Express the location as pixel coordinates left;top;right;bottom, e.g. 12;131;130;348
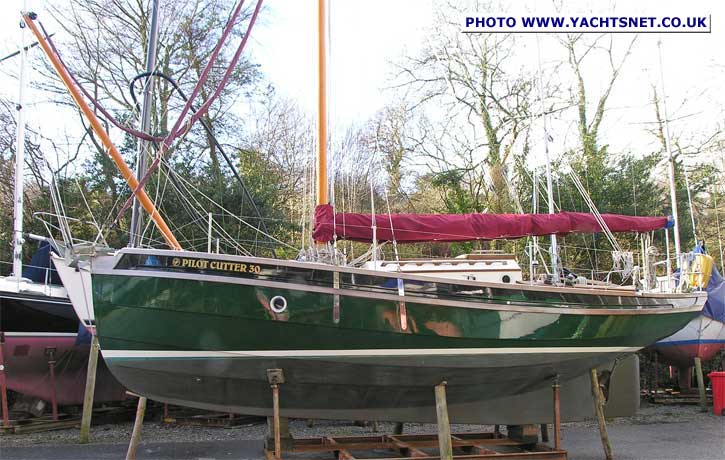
51;249;97;330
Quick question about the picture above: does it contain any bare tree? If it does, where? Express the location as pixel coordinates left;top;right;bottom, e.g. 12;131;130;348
562;33;637;162
359;104;418;209
394;1;539;213
41;0;260;177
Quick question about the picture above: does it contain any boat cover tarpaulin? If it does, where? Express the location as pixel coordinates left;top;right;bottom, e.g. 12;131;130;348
312;204;671;243
692;244;725;322
22;241;62;285
703;267;725;322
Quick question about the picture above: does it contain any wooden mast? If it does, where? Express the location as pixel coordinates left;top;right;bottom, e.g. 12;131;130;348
22;14;181;251
316;0;327;207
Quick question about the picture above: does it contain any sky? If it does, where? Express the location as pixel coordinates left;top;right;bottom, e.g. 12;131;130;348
1;0;723;174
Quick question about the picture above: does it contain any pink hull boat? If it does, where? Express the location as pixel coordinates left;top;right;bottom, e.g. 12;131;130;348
3;333;126;405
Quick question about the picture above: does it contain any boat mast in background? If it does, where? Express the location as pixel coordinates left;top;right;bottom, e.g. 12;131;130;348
543;125;559;280
529;168;539;283
129;0;161;248
11;2;29;282
535;35;559;281
657;39;682;268
126;3;161;449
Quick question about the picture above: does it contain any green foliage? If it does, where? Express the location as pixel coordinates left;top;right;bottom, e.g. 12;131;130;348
428;170;480;214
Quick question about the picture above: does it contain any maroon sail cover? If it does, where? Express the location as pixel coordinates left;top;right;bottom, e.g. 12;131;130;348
313;204;670;243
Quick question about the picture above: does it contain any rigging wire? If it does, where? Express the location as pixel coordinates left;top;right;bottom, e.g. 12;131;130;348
681;165;699;244
128;70;276;254
299;150;309;251
36;21;160;143
138;155;172;247
384;182;401;265
158;157;296;251
35;2;267;254
714;190;725;274
157;164;252;255
116;0;264;225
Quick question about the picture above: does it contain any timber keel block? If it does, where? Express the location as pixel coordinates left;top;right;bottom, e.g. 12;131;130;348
506;425;541;445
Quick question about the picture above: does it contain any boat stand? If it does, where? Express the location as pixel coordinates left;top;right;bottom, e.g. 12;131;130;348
44;347;59;422
264;377;568;460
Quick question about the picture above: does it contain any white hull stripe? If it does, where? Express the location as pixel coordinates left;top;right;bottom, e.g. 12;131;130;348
3;332;78;337
102;347;641;359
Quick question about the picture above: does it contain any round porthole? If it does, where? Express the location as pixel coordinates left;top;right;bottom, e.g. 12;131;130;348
270;295;287;313
502;275;511;283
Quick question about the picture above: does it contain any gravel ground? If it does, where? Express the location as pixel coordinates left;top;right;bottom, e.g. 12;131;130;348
1;401;720;448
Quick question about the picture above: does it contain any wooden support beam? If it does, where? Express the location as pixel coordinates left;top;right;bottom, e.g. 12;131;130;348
327;437;355;460
389;434;429;457
694;357;707;412
79;334;100;443
125;396;147;460
285;432;568;459
22;14;181;251
507;425;539;445
450;434;497;455
434;382;453;460
590;369;613;460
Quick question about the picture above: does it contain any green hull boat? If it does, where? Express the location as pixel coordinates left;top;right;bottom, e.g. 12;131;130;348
91;248;704;422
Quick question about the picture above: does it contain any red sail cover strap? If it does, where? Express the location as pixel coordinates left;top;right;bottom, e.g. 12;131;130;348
312;204;670;243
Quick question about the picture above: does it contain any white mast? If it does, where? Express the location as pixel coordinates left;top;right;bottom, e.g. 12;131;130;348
129;0;161;248
11;3;29;281
529;168;539;283
658;39;682;268
543;123;559;281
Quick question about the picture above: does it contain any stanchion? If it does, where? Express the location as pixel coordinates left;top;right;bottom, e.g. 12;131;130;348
267;369;285;460
551;376;561;451
80;333;100;443
0;332;9;428
434;381;453;460
45;347;58;421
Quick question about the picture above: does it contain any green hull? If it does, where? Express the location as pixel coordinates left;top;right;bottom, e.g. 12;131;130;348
93;249;704;422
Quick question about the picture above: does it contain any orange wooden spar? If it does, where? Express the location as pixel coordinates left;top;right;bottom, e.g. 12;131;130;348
23;14;181;250
316;0;327;207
